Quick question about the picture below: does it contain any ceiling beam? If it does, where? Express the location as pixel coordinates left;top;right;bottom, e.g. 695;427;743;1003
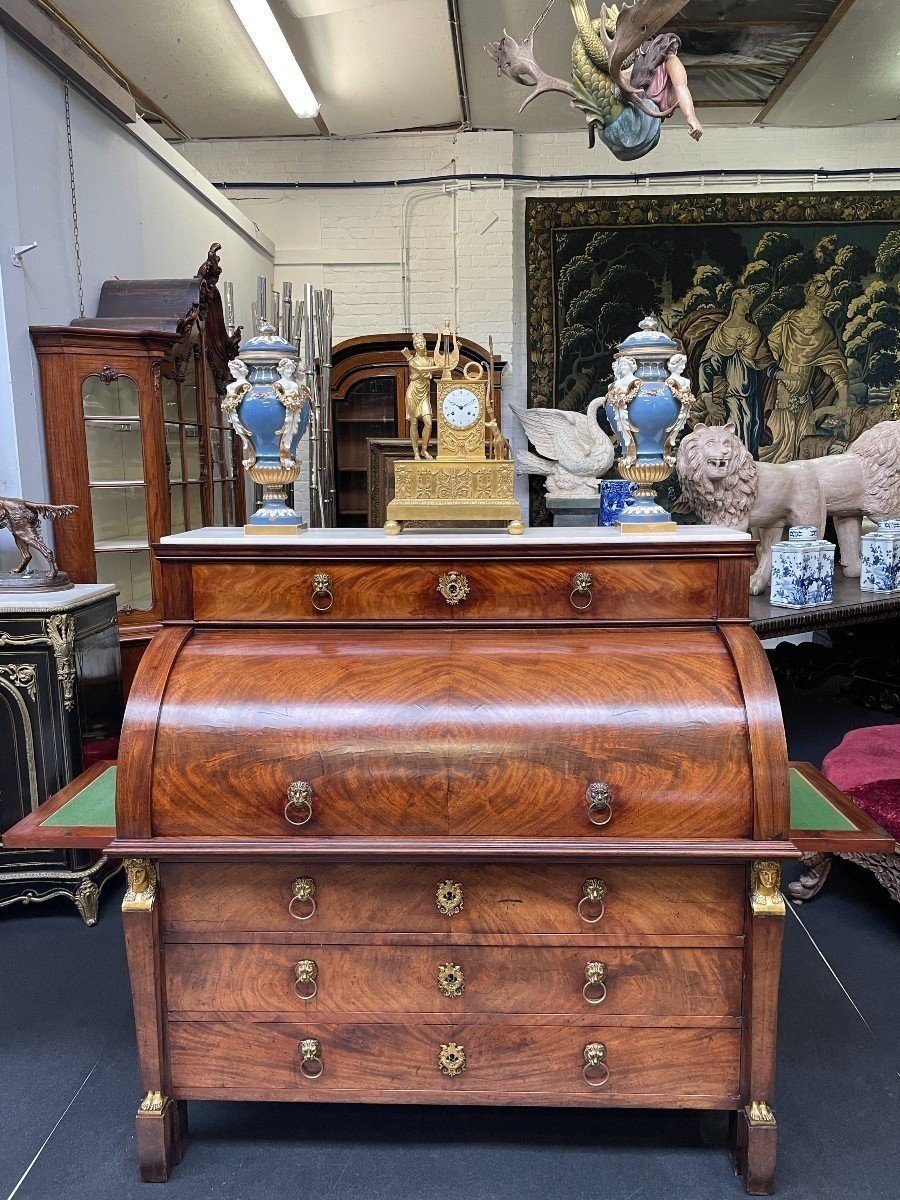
0;0;135;122
753;0;861;123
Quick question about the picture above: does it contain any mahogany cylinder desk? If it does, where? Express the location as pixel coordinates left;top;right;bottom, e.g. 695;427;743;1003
110;526;795;1193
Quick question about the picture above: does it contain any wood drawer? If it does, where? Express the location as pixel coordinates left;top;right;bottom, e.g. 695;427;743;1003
165;943;743;1017
168;1019;741;1100
161;863;745;937
190;557;722;624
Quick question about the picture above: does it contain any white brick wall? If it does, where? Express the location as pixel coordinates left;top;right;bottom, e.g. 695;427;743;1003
178;124;900;517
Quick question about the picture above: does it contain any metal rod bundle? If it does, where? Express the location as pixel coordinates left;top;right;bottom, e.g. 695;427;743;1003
302;283;324;527
314;287;335;525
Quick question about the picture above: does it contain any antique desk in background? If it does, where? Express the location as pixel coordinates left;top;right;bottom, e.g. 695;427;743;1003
0;583;123;923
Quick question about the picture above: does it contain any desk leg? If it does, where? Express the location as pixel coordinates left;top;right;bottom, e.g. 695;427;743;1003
733;862;786;1195
122;859;188;1182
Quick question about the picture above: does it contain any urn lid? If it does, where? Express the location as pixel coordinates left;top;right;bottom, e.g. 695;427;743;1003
863;518;900;539
617;315;679;360
238;319;298;365
775;525;835;552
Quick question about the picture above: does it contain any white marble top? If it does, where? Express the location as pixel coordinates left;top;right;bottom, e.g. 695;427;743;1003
161;525;750;547
0;582;118;613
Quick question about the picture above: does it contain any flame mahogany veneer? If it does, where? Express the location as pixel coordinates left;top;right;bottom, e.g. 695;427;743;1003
113;532;792;1191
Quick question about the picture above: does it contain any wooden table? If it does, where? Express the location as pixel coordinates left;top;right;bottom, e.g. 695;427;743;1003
750;574;900;639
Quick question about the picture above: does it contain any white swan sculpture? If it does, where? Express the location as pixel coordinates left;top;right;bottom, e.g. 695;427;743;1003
511;396;615;497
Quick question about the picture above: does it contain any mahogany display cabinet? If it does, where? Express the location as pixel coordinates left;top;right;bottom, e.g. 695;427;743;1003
30;244;245;693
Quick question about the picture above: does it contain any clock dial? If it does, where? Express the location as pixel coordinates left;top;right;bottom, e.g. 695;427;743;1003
441;386;480;430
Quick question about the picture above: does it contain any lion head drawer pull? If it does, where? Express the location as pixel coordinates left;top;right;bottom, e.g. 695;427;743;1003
437;962;465;998
284;780;313;827
439;1042;466;1077
299;1038;324;1080
288;877;317;921
577;878;607;923
293;959;318;1001
582;961;608;1005
570;571;594;610
583;1042;609;1088
311;573;334;612
586;781;613;826
436;879;463;917
437;572;470;606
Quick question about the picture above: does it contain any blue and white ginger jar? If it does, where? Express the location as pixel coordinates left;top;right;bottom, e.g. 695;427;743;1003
770;526;835;609
860;519;900;593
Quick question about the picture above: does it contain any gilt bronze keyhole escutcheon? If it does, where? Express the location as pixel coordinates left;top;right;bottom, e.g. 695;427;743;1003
436;879;463;916
439;1042;466;1077
437;572;470;605
437;962;465;998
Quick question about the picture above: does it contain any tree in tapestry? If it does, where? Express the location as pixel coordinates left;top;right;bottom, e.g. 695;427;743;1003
530;195;900;478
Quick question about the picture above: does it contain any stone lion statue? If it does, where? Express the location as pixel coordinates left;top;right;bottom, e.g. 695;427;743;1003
676;420;900;595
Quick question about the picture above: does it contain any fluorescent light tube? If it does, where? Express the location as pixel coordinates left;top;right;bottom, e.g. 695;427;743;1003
229;0;320;118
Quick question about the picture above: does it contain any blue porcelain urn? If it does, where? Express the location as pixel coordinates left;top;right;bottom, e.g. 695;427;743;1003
224;320;311;532
604;316;693;534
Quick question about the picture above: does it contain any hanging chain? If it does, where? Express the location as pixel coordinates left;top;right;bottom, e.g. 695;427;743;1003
531;0;557;37
64;85;85;319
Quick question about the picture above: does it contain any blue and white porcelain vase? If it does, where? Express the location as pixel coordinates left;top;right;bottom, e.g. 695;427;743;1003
604;316;692;534
224;320;311;531
770;526;836;609
599;479;636;526
860;519;900;593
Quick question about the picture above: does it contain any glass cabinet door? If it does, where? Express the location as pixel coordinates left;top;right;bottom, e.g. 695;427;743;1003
82;373;152;611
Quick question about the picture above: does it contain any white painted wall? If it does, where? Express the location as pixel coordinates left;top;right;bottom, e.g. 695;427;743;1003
0;30;274;567
180;121;900;514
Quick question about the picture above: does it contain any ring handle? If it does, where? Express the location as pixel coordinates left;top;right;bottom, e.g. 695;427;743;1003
293;959;318;1001
284;780;313;827
582;961;608;1005
570;571;594;611
299;1038;324;1080
586;781;613;827
288;877;317;921
311;572;334;613
583;1042;609;1088
577;878;606;924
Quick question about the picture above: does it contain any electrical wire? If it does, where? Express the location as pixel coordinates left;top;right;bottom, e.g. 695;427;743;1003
214;166;900;192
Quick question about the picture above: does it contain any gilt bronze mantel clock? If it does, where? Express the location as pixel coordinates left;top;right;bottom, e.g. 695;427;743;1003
385;331;523;535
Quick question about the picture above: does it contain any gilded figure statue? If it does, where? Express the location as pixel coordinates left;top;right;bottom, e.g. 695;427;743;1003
402;333;442;460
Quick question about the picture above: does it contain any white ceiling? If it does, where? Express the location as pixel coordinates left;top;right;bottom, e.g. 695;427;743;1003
51;0;898;138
